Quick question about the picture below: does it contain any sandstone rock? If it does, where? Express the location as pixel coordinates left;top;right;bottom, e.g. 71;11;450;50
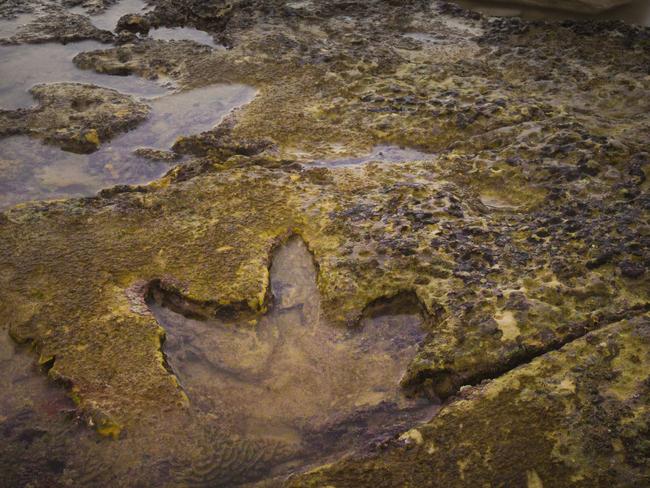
0;0;649;486
291;316;650;486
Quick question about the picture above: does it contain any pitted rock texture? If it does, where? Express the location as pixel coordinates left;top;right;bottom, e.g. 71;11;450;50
0;0;122;20
0;83;150;153
1;150;647;429
290;315;650;487
116;13;151;34
0;11;114;44
0;0;649;486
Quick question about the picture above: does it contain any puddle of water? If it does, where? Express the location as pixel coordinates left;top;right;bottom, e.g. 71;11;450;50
150;27;221;48
0;0;150;41
71;0;150;31
404;32;445;44
453;0;650;26
480;192;521;210
0;40;170;110
114;84;256;151
149;236;437;482
0;331;72;420
0;225;434;486
287;0;315;9
0;12;36;38
311;145;434;168
0;84;256;209
0;330;80;475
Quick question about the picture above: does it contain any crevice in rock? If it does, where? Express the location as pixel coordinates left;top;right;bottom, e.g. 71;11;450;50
402;302;650;401
146;278;256;321
359;290;427;322
157;331;177;377
39;354;56;373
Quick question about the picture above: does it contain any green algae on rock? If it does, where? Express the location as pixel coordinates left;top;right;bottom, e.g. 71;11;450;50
1;152;647;432
148;236;437;483
1;0;649;428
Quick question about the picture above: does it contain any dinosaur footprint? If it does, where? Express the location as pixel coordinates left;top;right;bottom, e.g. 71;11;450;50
149;236;438;478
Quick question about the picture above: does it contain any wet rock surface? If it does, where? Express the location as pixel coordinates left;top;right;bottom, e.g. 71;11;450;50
0;0;122;21
0;11;114;45
116;13;151;34
149;236;437;483
0;83;150;153
0;0;649;486
0;82;254;209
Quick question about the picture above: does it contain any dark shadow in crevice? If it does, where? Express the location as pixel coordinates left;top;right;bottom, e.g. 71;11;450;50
360;290;428;321
146;278;257;322
401;301;650;401
357;289;445;332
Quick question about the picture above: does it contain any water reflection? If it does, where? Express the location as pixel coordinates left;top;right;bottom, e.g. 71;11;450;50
0;84;256;209
72;0;150;31
311;145;434;167
0;41;170;110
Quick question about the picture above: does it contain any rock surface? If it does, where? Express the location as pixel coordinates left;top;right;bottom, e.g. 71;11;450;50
0;83;150;153
290;315;650;487
0;11;114;44
116;13;151;34
0;0;648;486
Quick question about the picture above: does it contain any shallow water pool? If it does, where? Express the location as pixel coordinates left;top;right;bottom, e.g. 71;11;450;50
310;145;435;168
0;84;256;209
72;0;150;31
150;27;221;47
0;41;171;110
